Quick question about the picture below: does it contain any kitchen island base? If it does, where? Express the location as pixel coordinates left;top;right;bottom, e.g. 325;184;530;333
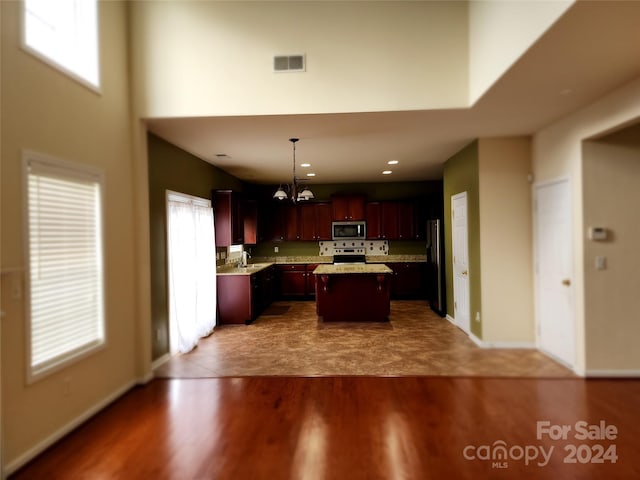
313;264;392;322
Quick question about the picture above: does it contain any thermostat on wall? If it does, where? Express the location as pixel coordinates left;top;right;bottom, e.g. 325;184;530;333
588;227;608;241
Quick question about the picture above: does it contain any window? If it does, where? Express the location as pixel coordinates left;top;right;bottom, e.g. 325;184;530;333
23;0;100;89
25;151;105;380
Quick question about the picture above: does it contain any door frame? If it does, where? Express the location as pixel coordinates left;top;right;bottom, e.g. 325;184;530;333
451;191;470;334
533;177;576;368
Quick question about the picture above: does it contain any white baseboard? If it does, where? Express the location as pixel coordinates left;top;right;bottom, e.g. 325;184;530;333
447;315;534;349
137;371;154;385
151;352;171;371
585;369;640;378
4;380;136;476
473;335;536;349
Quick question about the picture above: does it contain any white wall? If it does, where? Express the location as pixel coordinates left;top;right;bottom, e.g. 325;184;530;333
533;77;640;374
0;1;138;472
582;127;640;373
468;0;573;104
130;0;469;118
478;137;534;345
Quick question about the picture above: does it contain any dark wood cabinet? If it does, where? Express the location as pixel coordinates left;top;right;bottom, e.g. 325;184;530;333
284;204;300;241
276;263;321;298
263;203;286;241
332;195;365;221
300;203;332;241
397;202;415;240
315;203;332;240
366;200;418;241
277;264;307;297
306;264;319;297
213;190;244;246
381;202;399;240
365;202;382;239
217;265;276;324
243;199;258;244
387;262;427;299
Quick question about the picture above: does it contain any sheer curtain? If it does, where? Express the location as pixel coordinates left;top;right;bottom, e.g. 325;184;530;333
166;192;217;354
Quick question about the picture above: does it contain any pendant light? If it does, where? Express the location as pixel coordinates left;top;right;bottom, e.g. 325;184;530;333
273;138;314;203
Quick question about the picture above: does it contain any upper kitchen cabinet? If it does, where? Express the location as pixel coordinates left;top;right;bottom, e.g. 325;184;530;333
397;201;415;240
331;194;365;221
367;200;418;240
213;190;257;246
213;190;243;246
365;202;382;239
243;199;258;244
300;202;332;241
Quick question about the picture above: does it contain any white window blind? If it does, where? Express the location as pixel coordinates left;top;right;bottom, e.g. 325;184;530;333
25;153;105;379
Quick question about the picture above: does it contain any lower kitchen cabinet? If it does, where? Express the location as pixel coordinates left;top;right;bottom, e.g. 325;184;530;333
277;264;307;297
276;264;320;298
386;262;427;299
217;266;275;324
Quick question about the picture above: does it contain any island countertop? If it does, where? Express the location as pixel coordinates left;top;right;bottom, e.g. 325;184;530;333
313;264;393;275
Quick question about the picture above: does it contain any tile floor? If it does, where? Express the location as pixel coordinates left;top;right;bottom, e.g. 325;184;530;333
154;300;574;378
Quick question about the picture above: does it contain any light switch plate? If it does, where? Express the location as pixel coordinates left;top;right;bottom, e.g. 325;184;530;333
595;256;607;270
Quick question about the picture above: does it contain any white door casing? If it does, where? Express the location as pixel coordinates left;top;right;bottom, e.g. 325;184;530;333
452;192;470;334
534;179;575;367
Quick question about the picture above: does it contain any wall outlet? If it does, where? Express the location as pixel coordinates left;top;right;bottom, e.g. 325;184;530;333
475;312;481;322
274;246;279;253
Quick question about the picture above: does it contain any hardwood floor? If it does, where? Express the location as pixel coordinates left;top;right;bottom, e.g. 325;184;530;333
11;377;640;479
155;301;573;377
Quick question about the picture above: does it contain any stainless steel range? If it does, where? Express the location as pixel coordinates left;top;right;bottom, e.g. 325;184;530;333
331;239;366;264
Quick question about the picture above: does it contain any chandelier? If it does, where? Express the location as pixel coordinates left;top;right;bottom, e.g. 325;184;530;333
273;138;314;203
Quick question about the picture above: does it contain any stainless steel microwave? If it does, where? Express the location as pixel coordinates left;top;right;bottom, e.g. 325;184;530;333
332;221;366;240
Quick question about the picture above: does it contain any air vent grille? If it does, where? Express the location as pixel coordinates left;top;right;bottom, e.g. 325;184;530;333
274;54;305;72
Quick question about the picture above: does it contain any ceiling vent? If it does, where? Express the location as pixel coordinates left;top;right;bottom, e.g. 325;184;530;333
274;55;305;73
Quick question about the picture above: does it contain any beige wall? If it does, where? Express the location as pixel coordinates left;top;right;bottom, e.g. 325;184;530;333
478;138;534;344
1;1;137;472
533;77;640;374
582;126;640;372
130;0;469;118
468;0;573;104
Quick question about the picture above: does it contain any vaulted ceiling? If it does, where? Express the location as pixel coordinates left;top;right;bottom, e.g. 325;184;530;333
145;1;640;184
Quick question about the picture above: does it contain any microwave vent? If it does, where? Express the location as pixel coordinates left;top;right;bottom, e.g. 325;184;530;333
274;55;305;72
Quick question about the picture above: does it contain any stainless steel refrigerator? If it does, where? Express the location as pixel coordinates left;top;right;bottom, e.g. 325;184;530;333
426;219;445;316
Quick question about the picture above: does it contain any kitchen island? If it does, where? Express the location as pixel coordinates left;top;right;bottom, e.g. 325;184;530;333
313;264;393;322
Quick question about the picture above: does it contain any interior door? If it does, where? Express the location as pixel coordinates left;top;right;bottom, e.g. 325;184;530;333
535;179;575;367
451;192;470;333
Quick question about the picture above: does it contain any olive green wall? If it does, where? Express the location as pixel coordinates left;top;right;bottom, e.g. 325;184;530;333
148;133;243;359
443;141;482;338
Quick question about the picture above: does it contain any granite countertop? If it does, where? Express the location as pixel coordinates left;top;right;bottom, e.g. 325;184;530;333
313;264;393;275
217;254;426;276
216;262;275;276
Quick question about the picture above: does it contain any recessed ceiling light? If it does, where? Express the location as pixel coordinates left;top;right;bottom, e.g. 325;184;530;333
306;173;316;177
388;160;399;165
382;170;392;175
300;163;311;167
